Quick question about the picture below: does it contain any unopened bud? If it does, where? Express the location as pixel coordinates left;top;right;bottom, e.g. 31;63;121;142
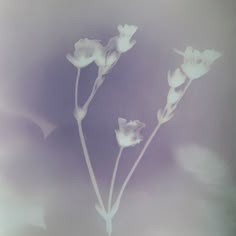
74;107;87;122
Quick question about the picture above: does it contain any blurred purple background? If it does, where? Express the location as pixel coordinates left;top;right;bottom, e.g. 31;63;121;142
0;0;235;235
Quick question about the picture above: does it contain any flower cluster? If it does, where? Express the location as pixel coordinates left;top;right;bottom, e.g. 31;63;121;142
66;25;222;236
66;24;138;74
174;46;221;80
157;46;221;124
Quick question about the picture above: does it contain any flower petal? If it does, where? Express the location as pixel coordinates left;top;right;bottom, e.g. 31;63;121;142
185;46;194;58
118;117;127;129
203;50;222;63
173;48;185;56
181;63;208;80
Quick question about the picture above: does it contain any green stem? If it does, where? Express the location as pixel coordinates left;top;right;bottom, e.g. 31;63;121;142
77;121;106;211
75;68;81;108
74;67;105;212
83;68;104;110
115;122;162;206
108;147;124;212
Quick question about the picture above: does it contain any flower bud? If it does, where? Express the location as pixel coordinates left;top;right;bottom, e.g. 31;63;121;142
74;107;87;122
167;88;182;105
168;68;186;88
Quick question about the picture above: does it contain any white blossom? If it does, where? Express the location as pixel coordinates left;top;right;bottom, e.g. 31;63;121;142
116;24;138;53
168;68;186;88
115;117;145;148
174;47;221;80
66;38;103;68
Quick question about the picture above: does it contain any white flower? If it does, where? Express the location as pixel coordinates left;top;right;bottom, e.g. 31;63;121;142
167;87;182;105
115;117;145;148
174;47;221;80
116;24;138;53
66;38;103;68
168;68;186;88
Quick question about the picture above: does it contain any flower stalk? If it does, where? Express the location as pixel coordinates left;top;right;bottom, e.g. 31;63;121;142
66;25;221;236
108;147;124;212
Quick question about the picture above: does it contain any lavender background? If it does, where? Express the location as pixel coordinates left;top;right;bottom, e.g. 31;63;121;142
0;0;235;235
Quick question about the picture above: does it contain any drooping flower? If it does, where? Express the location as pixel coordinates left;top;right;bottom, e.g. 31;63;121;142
66;38;103;68
116;24;138;53
115;117;145;148
167;87;183;105
168;68;186;88
174;47;221;80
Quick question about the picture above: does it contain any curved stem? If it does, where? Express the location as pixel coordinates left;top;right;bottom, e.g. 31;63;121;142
83;86;97;110
77;121;105;211
74;67;105;211
83;68;104;110
83;79;101;110
108;147;124;212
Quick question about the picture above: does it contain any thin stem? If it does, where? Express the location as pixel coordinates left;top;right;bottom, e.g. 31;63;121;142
75;68;81;108
77;121;105;211
182;79;192;96
83;86;97;110
108;147;124;212
83;68;104;110
115;122;161;205
114;78;193;206
74;67;105;211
